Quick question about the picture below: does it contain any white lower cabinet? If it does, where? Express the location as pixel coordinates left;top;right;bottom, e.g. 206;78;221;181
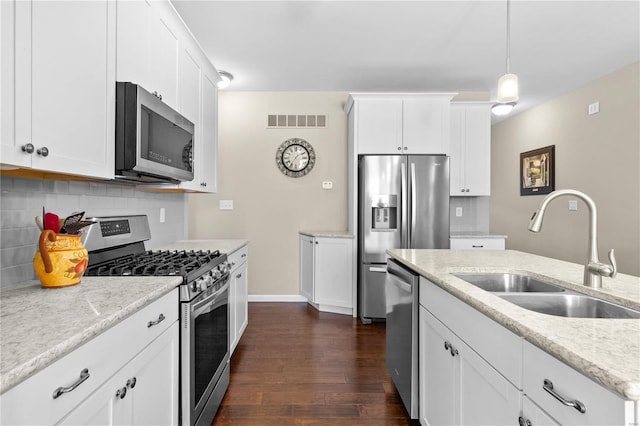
229;245;249;354
0;289;179;426
59;322;179;425
419;307;520;425
521;396;561;426
299;235;353;315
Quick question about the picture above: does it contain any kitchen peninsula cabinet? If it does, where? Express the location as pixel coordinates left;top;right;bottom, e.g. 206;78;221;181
0;289;179;426
449;102;491;196
346;94;456;155
1;0;115;179
229;245;249;354
420;278;521;425
299;232;354;315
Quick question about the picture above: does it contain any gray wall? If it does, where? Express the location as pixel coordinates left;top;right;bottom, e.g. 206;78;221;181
0;176;187;289
490;62;639;276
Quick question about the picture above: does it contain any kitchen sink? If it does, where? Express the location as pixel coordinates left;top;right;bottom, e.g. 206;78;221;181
499;294;640;319
454;273;566;293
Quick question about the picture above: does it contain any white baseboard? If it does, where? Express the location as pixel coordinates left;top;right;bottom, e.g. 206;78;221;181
248;294;308;303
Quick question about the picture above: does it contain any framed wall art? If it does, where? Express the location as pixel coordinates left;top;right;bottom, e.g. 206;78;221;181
520;145;555;196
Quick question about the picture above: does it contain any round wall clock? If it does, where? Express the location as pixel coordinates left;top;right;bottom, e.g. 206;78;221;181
275;138;316;177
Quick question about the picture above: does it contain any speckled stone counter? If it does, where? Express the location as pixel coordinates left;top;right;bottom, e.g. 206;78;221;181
0;276;181;394
153;239;248;254
299;231;354;239
386;249;640;400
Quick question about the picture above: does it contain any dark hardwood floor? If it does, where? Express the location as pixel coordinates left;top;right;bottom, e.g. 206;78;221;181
212;302;417;425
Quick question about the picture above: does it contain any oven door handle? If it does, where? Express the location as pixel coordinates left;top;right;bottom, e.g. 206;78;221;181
192;280;229;315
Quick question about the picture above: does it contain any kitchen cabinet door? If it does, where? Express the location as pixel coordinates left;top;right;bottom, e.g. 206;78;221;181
11;0;115;179
231;261;248;354
450;103;491;196
300;235;315;302
356;99;403;154
402;97;451;154
420;306;457;426
314;237;353;309
521;396;561;426
116;0;180;112
198;70;219;192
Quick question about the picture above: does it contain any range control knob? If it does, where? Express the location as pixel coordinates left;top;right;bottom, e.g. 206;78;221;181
196;278;207;292
204;274;213;287
212;269;222;280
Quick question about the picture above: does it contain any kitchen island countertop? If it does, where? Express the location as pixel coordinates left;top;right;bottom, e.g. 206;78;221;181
0;276;181;394
386;249;640;400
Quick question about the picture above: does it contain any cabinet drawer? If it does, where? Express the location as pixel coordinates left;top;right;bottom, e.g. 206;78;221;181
523;341;634;426
420;277;522;388
0;289;178;425
228;245;248;271
450;238;505;250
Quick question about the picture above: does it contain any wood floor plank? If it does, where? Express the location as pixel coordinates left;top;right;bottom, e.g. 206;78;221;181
211;302;417;425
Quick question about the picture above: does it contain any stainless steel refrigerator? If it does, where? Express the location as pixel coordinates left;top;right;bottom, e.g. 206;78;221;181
358;155;450;323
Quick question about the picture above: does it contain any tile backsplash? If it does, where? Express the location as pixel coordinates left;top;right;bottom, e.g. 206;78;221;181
0;176;187;289
450;196;490;233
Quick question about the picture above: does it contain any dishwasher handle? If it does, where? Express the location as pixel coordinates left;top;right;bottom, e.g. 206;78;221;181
388;271;413;293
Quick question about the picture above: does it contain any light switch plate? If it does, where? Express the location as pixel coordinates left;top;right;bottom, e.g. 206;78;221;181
568;200;578;211
455;207;463;217
322;181;333;190
159;207;166;223
220;200;234;210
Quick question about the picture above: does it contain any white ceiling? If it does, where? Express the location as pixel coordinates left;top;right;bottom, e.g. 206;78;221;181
171;1;639;121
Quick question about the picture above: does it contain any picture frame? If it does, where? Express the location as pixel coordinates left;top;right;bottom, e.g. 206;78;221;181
520;145;555;196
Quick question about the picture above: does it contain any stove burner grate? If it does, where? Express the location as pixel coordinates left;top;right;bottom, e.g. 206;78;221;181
86;250;221;277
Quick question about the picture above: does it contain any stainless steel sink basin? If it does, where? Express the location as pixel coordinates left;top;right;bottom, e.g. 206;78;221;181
499;294;640;319
454;273;566;293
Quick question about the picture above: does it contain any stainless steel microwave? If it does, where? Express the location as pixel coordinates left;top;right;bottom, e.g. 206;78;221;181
115;82;194;183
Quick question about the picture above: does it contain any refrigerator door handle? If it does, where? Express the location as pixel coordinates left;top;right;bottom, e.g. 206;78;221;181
401;161;408;248
410;162;417;248
369;266;387;273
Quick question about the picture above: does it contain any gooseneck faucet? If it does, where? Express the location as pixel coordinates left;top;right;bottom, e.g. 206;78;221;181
528;189;617;288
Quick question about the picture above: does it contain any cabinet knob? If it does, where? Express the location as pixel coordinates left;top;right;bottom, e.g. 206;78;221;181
518;416;532;426
159;94;163;101
21;143;34;154
460;189;465;193
127;377;137;389
397;147;402;151
403;146;408;150
37;146;49;157
116;387;127;399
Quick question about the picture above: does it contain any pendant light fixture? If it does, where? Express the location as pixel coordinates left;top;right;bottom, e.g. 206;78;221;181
492;0;518;115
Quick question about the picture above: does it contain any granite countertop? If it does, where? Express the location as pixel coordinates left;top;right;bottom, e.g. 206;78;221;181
386;249;640;400
0;276;182;394
299;230;354;239
450;232;508;239
152;239;248;254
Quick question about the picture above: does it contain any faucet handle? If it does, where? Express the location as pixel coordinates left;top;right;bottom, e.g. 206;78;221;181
607;249;618;278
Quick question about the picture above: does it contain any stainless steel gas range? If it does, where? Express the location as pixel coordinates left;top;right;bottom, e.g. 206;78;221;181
84;215;230;426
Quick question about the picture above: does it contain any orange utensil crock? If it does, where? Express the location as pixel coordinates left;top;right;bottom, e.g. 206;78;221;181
33;230;89;288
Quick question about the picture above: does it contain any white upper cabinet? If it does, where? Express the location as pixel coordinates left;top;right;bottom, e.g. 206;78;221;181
116;0;180;111
449;102;491;196
347;94;456;155
2;0;115;178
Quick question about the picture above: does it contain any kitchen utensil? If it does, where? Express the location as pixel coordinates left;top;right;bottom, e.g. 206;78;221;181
60;211;85;234
35;216;44;231
44;213;60;233
64;220;96;235
33;229;88;288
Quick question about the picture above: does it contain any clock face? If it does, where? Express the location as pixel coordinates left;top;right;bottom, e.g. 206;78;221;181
276;138;316;177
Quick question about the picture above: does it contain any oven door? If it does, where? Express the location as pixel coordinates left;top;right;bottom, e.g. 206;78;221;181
181;275;230;425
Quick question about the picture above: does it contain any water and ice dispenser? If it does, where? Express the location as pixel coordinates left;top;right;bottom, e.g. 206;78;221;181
371;195;397;230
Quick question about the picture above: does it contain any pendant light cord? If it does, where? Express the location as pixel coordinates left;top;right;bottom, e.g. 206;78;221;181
506;0;511;74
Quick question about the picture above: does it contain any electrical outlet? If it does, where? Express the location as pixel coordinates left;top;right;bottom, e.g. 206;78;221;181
455;207;463;217
568;200;578;211
219;200;234;210
322;181;333;190
159;207;166;223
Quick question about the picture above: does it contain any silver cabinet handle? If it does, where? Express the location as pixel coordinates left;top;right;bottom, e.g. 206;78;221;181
241;253;247;258
116;386;127;399
127;377;137;389
471;245;484;248
147;313;165;328
52;368;90;399
543;379;586;413
37;146;49;157
369;266;387;273
236;273;242;279
21;143;34;153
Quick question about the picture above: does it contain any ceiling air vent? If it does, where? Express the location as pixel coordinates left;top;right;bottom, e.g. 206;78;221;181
267;114;327;129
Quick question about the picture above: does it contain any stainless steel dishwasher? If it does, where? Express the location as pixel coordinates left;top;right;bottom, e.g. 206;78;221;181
385;258;419;419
